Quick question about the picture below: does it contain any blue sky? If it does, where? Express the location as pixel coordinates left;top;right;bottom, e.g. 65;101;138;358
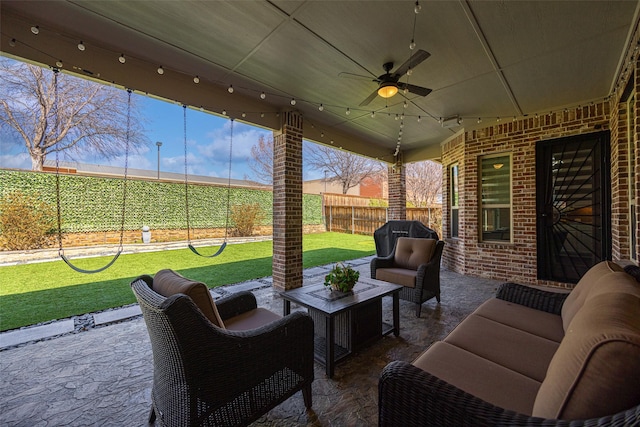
0;81;324;181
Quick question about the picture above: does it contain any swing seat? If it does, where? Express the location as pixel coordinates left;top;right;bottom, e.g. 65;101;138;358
188;241;226;258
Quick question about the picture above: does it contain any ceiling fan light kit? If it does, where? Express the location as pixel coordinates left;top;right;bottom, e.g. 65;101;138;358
378;82;398;98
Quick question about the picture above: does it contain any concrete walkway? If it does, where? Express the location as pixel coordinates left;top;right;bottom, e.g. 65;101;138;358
0;245;502;426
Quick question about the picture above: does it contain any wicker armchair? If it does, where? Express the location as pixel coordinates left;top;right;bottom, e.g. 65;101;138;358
131;274;314;427
371;237;444;317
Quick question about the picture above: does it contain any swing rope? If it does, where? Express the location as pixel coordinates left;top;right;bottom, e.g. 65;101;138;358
183;105;232;257
55;73;130;273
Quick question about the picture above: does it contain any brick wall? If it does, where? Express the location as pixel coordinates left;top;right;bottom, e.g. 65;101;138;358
635;56;640;265
272;111;304;290
442;105;613;287
387;153;406;220
55;224;326;248
441;132;465;272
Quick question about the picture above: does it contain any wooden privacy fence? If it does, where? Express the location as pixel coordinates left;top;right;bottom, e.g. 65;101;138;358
324;205;443;237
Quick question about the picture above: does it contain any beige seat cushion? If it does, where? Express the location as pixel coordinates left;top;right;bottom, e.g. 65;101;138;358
375;267;417;288
533;290;640;420
393;238;436;270
474;298;565;343
444;314;560;382
153;269;225;328
561;261;623;331
225;307;282;331
413;341;541;415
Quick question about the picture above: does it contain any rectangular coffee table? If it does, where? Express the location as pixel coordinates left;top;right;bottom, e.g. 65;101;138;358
280;277;402;378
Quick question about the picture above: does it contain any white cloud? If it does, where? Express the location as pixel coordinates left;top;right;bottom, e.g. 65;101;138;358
0;151;30;169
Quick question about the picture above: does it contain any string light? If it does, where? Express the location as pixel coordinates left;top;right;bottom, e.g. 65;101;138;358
77;41;85;51
31;26;39;35
55;60;63;68
9;39;16;47
290;98;296;105
118;54;126;64
193;76;200;84
228;85;234;93
409;39;416;50
318;104;324;111
260;92;266;99
222;109;226;115
345;107;350;115
371;111;376;118
414;1;421;14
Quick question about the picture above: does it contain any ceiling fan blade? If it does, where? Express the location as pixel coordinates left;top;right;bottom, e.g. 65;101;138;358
398;83;432;97
339;71;377;81
359;89;380;107
392;49;431;78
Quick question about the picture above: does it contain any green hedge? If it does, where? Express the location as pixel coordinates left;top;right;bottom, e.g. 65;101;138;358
0;170;322;232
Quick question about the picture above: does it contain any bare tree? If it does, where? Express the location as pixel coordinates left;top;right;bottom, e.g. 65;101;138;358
305;143;383;194
0;58;147;171
406;160;443;207
246;134;273;184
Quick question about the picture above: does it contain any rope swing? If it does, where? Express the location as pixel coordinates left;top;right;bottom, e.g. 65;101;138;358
54;70;130;274
183;105;232;257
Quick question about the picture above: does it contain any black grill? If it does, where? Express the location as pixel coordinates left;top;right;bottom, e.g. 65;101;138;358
373;220;438;257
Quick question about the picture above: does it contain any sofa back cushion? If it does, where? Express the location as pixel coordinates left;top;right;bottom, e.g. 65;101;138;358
533;275;640;420
393;238;436;270
153;269;225;328
561;261;624;331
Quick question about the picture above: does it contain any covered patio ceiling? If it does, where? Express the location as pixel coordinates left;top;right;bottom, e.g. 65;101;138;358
1;1;638;164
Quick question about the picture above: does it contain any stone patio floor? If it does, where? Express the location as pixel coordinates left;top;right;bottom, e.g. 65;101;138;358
0;256;501;426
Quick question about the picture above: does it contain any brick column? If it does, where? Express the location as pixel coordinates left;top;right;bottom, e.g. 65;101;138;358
272;111;303;291
387;153;406;220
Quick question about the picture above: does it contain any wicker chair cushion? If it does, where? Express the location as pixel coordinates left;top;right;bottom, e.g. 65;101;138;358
561;261;623;331
374;267;417;288
393;238;436;270
533;284;640;420
413;341;541;415
153;269;225;328
444;314;560;382
225;307;282;331
473;298;565;343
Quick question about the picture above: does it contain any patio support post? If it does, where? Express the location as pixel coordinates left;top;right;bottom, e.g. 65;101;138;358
272;111;303;291
388;152;407;220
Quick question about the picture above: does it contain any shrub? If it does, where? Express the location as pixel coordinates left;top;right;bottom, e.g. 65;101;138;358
0;191;58;250
230;203;265;237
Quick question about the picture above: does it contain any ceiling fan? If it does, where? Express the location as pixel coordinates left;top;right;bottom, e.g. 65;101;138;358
342;49;432;107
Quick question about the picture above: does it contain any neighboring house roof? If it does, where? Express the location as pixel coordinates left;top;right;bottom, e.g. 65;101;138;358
41;160;270;189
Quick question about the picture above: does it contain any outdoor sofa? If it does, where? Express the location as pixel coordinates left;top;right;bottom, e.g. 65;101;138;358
379;260;640;426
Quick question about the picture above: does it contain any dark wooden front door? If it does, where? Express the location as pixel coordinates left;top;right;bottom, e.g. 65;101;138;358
536;131;611;283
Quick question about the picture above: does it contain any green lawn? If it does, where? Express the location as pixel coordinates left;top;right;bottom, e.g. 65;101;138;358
0;232;375;331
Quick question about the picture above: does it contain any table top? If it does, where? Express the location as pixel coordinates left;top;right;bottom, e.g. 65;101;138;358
280;277;402;315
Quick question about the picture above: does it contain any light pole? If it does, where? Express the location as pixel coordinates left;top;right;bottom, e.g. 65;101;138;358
156;141;162;179
324;169;328;193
